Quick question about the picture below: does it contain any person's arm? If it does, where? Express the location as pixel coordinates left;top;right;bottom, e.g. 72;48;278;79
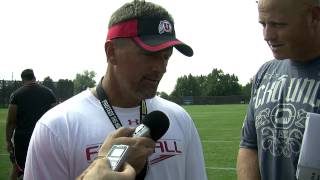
237;148;260;180
79;160;135;180
5;104;17;154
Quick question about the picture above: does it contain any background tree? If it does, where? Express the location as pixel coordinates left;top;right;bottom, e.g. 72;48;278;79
203;68;223;96
241;79;253;97
171;74;200;98
0;80;21;107
171;68;242;97
42;76;56;93
73;70;96;94
197;75;207;96
56;79;74;101
157;91;170;100
219;74;242;96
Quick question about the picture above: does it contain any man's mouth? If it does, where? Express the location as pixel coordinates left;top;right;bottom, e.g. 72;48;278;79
143;77;160;84
268;43;284;50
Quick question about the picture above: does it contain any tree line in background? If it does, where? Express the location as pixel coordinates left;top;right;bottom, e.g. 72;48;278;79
0;68;252;107
42;70;96;101
0;70;96;106
160;68;252;99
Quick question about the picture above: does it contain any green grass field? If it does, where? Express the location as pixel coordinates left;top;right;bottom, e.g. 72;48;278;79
0;104;248;179
1;108;11;179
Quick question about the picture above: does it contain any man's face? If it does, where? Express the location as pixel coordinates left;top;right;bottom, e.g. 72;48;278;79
258;0;315;60
111;39;172;100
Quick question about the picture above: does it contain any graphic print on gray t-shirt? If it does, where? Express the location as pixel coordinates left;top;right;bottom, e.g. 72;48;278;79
254;73;315;157
241;58;320;180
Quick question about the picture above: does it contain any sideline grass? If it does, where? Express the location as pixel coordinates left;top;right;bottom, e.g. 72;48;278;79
0;104;247;179
183;104;247;179
0;109;11;179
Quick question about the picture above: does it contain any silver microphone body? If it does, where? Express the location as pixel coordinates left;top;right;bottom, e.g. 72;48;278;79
132;124;151;138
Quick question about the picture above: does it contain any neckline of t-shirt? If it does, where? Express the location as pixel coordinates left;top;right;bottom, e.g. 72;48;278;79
288;56;320;67
112;106;140;113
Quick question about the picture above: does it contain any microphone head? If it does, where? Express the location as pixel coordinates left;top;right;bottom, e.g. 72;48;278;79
142;110;170;141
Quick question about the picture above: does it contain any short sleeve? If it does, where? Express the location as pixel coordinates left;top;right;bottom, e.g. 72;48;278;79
24;122;69;180
239;99;258;149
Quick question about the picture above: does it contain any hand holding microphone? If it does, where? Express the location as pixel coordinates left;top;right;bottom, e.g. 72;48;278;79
132;110;170;141
108;111;170;174
126;111;170;173
78;127;137;180
78;111;170;180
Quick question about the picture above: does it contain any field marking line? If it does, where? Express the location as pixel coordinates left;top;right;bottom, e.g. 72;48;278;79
206;167;236;171
197;128;237;130
202;140;237;143
0;153;9;156
203;136;240;140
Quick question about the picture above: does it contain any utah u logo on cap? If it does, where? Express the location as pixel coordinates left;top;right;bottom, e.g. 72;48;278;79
158;20;172;34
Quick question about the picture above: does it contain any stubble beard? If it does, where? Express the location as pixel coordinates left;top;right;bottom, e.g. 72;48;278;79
137;86;158;100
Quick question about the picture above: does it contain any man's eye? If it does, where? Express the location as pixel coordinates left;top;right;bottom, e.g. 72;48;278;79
269;22;287;27
259;22;266;27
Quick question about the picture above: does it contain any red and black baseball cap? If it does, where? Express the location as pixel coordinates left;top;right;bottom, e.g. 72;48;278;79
107;17;193;57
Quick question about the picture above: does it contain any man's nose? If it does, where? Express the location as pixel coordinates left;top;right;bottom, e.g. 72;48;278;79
263;25;276;42
151;53;168;73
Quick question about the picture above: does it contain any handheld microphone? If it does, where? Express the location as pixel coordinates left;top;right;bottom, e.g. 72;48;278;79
107;110;170;171
132;110;170;141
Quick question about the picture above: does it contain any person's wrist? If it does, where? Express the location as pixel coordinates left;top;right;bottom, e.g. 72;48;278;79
95;158;107;165
94;158;112;176
94;156;110;168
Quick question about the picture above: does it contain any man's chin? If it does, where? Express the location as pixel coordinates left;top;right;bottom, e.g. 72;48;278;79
144;93;157;99
141;90;157;100
273;53;288;60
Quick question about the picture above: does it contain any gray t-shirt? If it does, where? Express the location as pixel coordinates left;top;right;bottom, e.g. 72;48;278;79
240;58;320;180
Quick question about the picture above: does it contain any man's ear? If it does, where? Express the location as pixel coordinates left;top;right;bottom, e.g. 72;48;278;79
105;40;117;65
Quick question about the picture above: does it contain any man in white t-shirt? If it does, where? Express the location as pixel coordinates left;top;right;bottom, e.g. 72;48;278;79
24;1;207;180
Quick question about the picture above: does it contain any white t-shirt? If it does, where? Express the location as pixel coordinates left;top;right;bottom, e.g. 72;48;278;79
24;90;207;180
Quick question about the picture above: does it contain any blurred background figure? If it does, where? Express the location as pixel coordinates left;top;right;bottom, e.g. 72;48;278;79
6;69;57;179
